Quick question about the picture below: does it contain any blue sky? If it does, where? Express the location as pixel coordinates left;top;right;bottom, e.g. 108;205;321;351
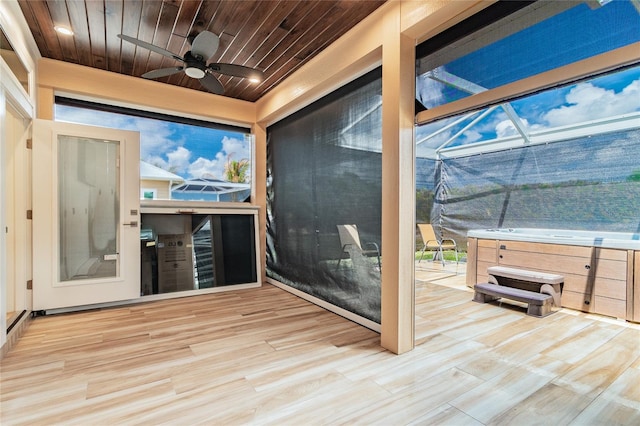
55;105;250;180
449;1;640;90
418;0;640;109
416;0;640;153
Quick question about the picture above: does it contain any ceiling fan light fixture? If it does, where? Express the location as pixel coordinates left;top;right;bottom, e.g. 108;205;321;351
185;67;205;79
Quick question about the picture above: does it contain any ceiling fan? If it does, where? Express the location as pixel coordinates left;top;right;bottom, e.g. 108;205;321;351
117;31;264;95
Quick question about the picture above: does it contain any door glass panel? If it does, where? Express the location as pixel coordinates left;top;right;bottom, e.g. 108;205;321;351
58;135;120;281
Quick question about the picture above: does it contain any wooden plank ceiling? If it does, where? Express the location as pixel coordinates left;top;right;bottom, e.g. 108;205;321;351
18;0;387;102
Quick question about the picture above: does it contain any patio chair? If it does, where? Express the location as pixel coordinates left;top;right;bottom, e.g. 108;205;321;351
336;224;381;271
418;223;458;266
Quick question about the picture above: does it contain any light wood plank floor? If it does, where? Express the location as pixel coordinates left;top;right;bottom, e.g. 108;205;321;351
2;269;640;425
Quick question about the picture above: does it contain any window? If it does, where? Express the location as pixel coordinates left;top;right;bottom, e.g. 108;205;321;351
416;1;640;114
414;0;640;245
54;98;252;202
140;188;157;200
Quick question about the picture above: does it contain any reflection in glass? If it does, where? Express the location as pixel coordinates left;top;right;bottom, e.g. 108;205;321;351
193;216;215;288
58;135;119;281
140;213;257;295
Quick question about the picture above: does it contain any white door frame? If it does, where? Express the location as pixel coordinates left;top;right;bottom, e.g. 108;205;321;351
0;60;34;347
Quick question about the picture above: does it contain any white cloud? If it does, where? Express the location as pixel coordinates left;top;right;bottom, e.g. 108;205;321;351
186;136;250;179
143;134;250;180
144;155;169;170
542;79;640;127
165;146;191;174
494;116;544;138
221;136;250;160
495;119;517;138
188;153;226;179
144;146;192;175
136;120;182;159
461;129;482;143
56;105;181;160
55;104;251;181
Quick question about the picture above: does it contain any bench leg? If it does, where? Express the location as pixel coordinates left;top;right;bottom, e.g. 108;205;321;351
473;291;498;303
527;300;552;317
540;284;562;307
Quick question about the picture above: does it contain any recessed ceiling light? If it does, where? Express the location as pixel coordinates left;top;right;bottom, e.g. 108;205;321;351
54;26;74;36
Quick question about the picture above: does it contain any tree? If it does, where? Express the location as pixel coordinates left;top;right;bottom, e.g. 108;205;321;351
627;169;640;182
224;158;250;183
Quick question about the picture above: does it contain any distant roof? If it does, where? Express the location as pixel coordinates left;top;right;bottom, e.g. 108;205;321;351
140;161;184;182
172;178;250;194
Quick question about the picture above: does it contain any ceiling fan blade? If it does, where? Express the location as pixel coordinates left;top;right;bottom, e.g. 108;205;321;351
208;63;264;82
199;73;224;94
190;31;219;60
118;34;183;62
142;67;184;79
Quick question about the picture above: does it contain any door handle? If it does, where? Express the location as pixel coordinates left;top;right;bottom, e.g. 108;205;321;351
123;221;138;227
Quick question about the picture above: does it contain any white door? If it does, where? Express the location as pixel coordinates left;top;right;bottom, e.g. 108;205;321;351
33;120;140;310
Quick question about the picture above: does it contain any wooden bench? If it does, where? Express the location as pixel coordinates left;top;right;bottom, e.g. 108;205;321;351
487;266;564;307
473;266;564;317
473;282;554;317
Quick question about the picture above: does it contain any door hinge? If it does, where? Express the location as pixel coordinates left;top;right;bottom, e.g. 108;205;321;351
26;280;33;290
26;210;33;220
26;138;32;149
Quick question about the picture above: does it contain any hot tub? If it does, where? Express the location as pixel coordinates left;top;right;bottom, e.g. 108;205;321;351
466;228;640;322
468;228;640;250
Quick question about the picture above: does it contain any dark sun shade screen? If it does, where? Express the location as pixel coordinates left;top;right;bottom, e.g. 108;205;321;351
266;68;382;324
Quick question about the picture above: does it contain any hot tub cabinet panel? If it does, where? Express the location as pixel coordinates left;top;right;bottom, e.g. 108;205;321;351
466;237;478;287
466;238;500;287
478;239;500;282
499;242;629;319
467;229;639;322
